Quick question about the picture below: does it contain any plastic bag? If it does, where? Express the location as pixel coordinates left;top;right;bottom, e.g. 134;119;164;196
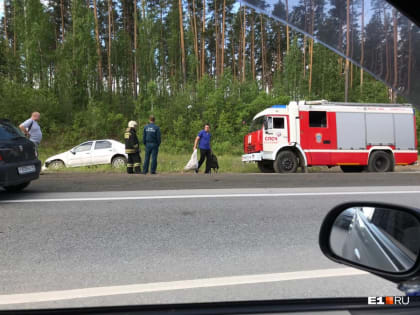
184;149;198;170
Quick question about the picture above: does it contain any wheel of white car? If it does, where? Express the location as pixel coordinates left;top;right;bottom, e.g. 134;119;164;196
112;156;127;168
49;160;65;169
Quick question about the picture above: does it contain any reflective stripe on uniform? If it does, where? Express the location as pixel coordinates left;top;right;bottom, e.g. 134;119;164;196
134;163;141;167
127;163;134;167
124;133;130;139
126;149;136;153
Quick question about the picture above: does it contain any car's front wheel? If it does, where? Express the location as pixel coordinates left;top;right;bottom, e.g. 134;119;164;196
112;156;127;168
49;160;65;169
3;182;30;192
273;150;298;173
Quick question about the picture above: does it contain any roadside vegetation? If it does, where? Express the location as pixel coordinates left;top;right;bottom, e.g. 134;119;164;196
1;1;419;174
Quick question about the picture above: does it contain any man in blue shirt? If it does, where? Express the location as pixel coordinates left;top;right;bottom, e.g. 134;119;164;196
193;123;212;174
19;112;42;149
142;115;161;174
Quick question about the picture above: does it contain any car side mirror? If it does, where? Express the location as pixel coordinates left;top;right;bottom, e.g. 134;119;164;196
70;149;76;155
319;202;420;283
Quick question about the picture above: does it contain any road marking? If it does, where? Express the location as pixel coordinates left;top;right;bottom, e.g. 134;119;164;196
1;190;420;203
0;268;367;305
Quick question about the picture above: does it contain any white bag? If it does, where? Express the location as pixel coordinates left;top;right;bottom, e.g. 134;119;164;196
184;149;198;170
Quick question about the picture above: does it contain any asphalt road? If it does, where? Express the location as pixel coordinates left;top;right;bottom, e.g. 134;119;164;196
1;174;420;309
1;171;420;194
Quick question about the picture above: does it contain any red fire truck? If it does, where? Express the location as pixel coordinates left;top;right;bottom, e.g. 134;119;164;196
242;100;418;173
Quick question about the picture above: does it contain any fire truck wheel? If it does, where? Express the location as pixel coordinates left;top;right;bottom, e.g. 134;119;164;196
258;161;274;173
340;165;365;172
368;151;394;172
274;151;298;173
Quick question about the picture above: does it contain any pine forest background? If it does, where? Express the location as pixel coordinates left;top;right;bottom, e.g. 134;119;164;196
0;0;419;155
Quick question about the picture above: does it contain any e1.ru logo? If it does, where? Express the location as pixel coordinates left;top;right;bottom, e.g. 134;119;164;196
368;296;410;305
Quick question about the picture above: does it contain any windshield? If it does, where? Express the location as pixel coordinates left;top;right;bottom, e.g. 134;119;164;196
1;0;420;311
242;0;420;105
0;121;25;141
250;116;265;132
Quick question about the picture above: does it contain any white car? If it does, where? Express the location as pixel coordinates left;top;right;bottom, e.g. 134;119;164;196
44;140;128;169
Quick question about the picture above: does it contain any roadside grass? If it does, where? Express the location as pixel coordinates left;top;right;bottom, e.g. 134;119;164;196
39;148;259;174
37;145;420;174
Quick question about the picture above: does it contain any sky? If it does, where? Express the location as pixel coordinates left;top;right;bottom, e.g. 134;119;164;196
0;0;4;19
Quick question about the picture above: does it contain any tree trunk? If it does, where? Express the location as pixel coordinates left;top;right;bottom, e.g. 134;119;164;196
392;8;398;98
107;0;112;92
344;0;350;102
277;24;281;72
4;0;8;47
260;14;265;89
141;0;146;19
201;0;206;77
133;0;137;98
360;0;364;92
384;6;390;83
190;0;200;80
242;7;246;82
231;29;236;80
60;0;65;42
178;0;186;84
408;22;412;94
303;36;306;78
13;1;16;56
251;11;255;80
303;0;307;78
220;0;226;76
238;6;243;81
286;0;289;54
308;0;314;94
160;2;166;87
93;0;103;91
350;1;354;89
214;0;219;78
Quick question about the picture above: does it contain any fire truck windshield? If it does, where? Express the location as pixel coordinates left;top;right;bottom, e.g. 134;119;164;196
249;116;265;132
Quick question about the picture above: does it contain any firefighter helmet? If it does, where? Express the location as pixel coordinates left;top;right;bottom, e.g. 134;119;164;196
128;120;138;129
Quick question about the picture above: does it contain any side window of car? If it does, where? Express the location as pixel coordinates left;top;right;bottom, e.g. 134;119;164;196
74;142;92;153
95;141;112;150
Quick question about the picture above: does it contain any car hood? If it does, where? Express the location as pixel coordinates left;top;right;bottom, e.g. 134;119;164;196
45;151;68;163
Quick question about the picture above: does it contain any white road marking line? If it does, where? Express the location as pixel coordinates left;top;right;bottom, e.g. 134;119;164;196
1;190;420;203
0;268;367;305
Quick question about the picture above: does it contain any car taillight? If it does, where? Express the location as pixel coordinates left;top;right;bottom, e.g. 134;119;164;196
0;152;3;162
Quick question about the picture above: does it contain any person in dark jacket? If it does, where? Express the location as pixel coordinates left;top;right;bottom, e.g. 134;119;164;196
124;121;142;174
142;115;161;174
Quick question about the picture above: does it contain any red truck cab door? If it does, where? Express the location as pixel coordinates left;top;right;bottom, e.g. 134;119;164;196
300;110;337;165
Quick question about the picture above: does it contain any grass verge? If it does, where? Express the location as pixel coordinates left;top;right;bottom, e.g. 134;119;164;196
39;149;259;174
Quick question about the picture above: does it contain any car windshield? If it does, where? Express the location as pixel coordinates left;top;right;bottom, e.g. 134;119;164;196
0;121;25;141
1;0;420;311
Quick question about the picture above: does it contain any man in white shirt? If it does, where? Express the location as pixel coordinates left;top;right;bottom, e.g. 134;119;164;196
19;112;43;148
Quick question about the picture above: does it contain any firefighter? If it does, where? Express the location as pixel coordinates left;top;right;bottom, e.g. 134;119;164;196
124;121;142;174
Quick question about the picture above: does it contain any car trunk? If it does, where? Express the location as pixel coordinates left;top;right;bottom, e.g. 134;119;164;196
0;138;36;163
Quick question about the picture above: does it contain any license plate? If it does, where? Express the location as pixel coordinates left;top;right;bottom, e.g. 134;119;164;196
18;165;36;175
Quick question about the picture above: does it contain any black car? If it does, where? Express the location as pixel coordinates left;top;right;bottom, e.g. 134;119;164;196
0;119;41;192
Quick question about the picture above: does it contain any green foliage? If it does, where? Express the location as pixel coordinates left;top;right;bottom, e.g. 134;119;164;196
1;0;418;160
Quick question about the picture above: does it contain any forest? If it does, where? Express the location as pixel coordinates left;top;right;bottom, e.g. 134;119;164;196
0;0;418;155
